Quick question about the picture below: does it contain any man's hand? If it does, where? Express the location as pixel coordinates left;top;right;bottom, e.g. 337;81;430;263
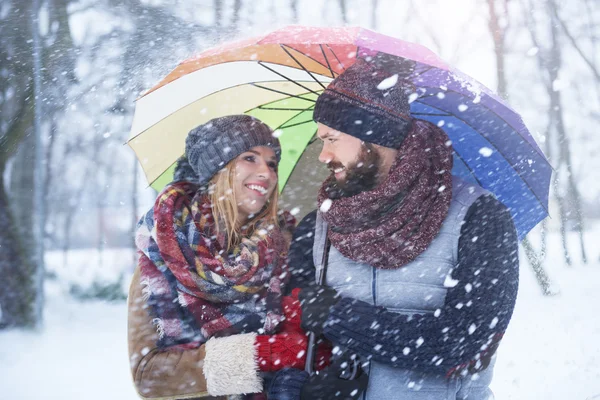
268;353;369;400
300;353;368;400
298;285;340;337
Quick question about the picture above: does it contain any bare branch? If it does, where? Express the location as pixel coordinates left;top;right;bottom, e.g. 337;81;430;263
551;2;600;82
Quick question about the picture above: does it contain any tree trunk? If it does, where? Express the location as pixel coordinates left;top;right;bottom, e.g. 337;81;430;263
0;0;42;328
491;0;554;292
547;0;587;264
214;0;223;28
290;0;299;23
131;158;139;266
339;0;348;24
487;0;508;99
524;0;575;268
522;236;555;295
371;0;379;29
0;87;37;328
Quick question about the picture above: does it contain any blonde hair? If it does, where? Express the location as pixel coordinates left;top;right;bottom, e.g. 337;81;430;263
209;160;279;251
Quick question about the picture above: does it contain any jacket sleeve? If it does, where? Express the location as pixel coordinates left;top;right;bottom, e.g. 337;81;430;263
322;195;519;376
285;210;318;294
128;266;260;399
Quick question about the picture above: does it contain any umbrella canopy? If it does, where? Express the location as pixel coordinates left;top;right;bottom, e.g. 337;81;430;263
128;25;551;239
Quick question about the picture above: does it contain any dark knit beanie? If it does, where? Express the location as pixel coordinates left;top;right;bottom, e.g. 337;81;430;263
313;56;415;149
185;115;281;185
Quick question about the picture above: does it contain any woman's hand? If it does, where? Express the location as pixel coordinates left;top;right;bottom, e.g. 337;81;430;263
256;291;332;372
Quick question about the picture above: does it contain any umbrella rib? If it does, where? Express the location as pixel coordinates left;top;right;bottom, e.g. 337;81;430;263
282;44;338;78
416;86;548;160
280;119;315;130
319;44;337;78
414;99;549;213
258;106;316;111
452;151;483;187
280;45;328;90
325;44;348;72
250;83;317;103
413;65;435;77
412;112;453;117
258;62;322;96
274;103;318;131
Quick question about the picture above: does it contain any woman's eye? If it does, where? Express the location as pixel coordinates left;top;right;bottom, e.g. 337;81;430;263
244;155;255;162
268;162;277;170
328;138;337;143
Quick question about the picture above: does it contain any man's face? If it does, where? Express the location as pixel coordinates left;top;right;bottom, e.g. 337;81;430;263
316;123;381;199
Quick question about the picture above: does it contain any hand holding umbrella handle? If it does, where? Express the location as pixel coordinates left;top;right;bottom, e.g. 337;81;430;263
303;235;362;379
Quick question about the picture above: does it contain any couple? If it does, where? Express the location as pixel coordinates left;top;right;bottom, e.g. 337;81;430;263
127;58;519;400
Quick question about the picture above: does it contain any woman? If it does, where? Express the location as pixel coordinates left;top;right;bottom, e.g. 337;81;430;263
128;115;325;399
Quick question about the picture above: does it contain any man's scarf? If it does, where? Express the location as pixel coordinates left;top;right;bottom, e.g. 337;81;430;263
136;181;289;349
318;118;453;269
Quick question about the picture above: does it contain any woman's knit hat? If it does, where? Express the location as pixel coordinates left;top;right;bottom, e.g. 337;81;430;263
184;115;281;185
313;56;415;149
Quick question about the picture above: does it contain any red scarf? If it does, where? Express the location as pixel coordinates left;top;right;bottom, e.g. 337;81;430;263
318;119;453;269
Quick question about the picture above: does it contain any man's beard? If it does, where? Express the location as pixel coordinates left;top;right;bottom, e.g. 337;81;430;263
324;143;382;199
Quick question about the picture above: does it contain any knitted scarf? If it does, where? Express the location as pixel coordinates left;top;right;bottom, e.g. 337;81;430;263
136;181;289;349
317;118;453;269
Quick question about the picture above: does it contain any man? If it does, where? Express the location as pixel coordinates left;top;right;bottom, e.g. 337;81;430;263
269;56;519;400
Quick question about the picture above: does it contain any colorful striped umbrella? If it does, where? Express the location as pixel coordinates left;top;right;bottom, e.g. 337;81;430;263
128;25;551;239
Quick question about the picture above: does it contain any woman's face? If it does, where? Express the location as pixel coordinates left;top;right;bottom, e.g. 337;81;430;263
233;146;278;221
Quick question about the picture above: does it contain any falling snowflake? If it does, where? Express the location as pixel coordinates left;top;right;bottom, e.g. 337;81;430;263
320;199;333;213
479;147;493;157
377;74;398;90
444;275;459;288
468;324;477;334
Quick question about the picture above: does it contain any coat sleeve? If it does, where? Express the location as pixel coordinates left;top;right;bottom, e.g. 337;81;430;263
322;195;519;376
285;210;318;294
128;266;260;399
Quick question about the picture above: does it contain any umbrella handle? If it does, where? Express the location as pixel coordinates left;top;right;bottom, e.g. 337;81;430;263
304;332;317;374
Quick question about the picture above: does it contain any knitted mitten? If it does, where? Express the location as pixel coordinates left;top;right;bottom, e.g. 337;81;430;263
256;291;332;372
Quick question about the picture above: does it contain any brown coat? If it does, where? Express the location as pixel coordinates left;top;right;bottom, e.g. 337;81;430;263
127;266;225;400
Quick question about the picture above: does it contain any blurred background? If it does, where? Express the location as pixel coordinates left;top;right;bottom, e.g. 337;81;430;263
0;0;598;399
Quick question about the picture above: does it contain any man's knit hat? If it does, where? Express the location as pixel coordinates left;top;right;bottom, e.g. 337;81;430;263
313;55;415;149
185;115;281;185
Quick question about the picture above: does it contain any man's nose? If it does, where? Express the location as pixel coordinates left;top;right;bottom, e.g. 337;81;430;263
318;146;332;164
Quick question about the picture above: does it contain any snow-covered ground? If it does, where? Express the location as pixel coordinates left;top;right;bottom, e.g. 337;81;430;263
0;230;599;399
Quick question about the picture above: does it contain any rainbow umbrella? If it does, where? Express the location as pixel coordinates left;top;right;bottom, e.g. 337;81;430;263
128;25;551;239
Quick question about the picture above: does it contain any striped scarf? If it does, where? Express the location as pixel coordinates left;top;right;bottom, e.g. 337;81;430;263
135;181;289;349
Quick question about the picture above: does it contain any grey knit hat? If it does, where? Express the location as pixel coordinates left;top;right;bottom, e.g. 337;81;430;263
185;115;281;185
313;55;416;149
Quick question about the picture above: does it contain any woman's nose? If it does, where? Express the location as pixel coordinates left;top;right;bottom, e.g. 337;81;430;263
256;160;272;178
